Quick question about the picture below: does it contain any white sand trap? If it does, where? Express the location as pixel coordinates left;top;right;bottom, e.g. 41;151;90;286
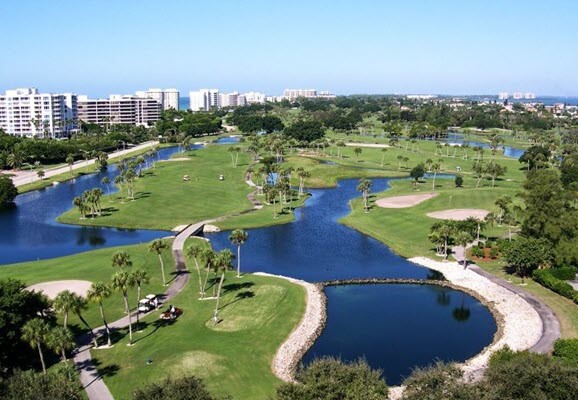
345;142;390;148
376;193;438;208
427;209;489;221
27;280;92;299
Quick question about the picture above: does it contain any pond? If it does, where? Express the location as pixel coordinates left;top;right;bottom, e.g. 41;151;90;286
444;133;525;159
0;146;184;265
1;145;497;386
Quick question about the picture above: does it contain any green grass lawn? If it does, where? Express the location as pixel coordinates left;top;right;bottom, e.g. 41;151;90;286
0;241;175;332
0;238;306;399
57;145;256;230
93;272;305;400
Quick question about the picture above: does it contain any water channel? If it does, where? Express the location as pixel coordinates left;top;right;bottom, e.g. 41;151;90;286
0;139;497;386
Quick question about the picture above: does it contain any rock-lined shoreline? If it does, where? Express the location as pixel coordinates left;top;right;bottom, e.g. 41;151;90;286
408;257;543;377
253;272;327;382
264;258;545;400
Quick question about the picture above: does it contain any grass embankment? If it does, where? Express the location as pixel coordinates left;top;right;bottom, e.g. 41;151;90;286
1;239;306;399
17;143;162;194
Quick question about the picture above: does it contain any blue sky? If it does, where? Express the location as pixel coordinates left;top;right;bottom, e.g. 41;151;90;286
1;0;577;96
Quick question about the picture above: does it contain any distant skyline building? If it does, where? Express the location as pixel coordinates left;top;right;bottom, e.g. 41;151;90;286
77;94;161;127
189;89;220;111
243;91;266;104
283;89;317;100
0;88;77;138
219;92;239;108
135;88;179;110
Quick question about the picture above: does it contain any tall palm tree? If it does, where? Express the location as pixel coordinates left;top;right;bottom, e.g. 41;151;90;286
380;148;388;167
111;250;132;269
65;154;75;177
186;243;205;296
356;178;372;213
200;248;216;299
430;163;441;190
69;292;98;348
148;239;169;286
130;268;150;332
22;318;51;373
101;176;111;198
111;270;135;345
87;282;113;347
47;326;75;363
53;290;76;328
229;229;248;278
212;249;234;325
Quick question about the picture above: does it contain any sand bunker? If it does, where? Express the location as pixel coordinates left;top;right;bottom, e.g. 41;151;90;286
376;193;438;208
427;209;489;221
27;280;92;299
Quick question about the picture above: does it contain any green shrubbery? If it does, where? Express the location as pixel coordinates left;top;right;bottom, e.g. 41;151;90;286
471;246;484;258
549;266;577;281
553;339;578;366
532;269;578;302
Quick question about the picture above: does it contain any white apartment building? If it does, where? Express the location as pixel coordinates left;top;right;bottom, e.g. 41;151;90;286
77;94;161;127
0;88;77;138
283;89;317;100
220;92;239;108
135;88;180;110
189;89;220;111
243;91;266;104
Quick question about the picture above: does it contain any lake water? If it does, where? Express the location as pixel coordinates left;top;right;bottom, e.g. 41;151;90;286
1;143;496;386
444;133;525;159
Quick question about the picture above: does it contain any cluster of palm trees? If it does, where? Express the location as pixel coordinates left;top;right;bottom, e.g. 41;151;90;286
428;218;482;267
472;159;508;188
72;188;104;219
227;146;242;167
186;229;248;324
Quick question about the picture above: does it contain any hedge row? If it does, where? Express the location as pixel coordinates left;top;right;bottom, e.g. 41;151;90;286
553;339;578;366
549;267;577;281
532;269;578;303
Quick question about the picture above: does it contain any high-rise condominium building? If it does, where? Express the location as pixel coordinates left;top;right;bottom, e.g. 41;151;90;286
0;88;77;138
77;94;161;127
189;89;220;111
135;88;180;110
220;92;239;108
244;91;266;104
283;89;317;100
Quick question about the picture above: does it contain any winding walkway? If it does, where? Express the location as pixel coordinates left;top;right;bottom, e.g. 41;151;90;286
73;222;205;400
452;246;560;354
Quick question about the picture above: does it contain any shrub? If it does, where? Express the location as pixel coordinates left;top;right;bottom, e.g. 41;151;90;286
532;270;576;300
549;267;577;281
454;175;463;188
489;246;499;259
471;247;484;258
133;375;221;400
553;339;578;366
275;357;388;400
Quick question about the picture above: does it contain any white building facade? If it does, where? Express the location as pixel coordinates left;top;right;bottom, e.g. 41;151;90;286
219;92;239;108
135;88;180;110
0;88;77;138
243;91;266;104
189;89;220;111
283;89;317;100
77;95;161;127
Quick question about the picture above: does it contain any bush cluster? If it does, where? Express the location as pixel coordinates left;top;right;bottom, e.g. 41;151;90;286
532;269;578;302
549;266;577;281
553;339;578;366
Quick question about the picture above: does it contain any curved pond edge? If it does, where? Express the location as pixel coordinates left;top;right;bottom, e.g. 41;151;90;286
263;257;544;396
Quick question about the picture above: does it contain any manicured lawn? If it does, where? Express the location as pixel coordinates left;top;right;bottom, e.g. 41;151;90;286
0;241;174;333
57;145;255;230
91;272;305;400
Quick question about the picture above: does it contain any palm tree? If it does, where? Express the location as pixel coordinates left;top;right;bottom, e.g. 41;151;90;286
111;270;135;345
353;147;362;159
186;243;205;297
356;178;372;213
47;326;75;363
53;290;76;328
430;163;441;190
148;239;169;286
101;176;111;198
380;148;387;167
200;248;216;299
87;282;113;347
212;249;234;324
37;169;45;180
65;154;74;177
229;229;248;278
69;292;98;348
130;269;150;332
22;318;51;373
111;250;132;269
455;231;473;269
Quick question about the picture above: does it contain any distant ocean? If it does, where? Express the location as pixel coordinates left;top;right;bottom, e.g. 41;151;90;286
177;95;578;110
